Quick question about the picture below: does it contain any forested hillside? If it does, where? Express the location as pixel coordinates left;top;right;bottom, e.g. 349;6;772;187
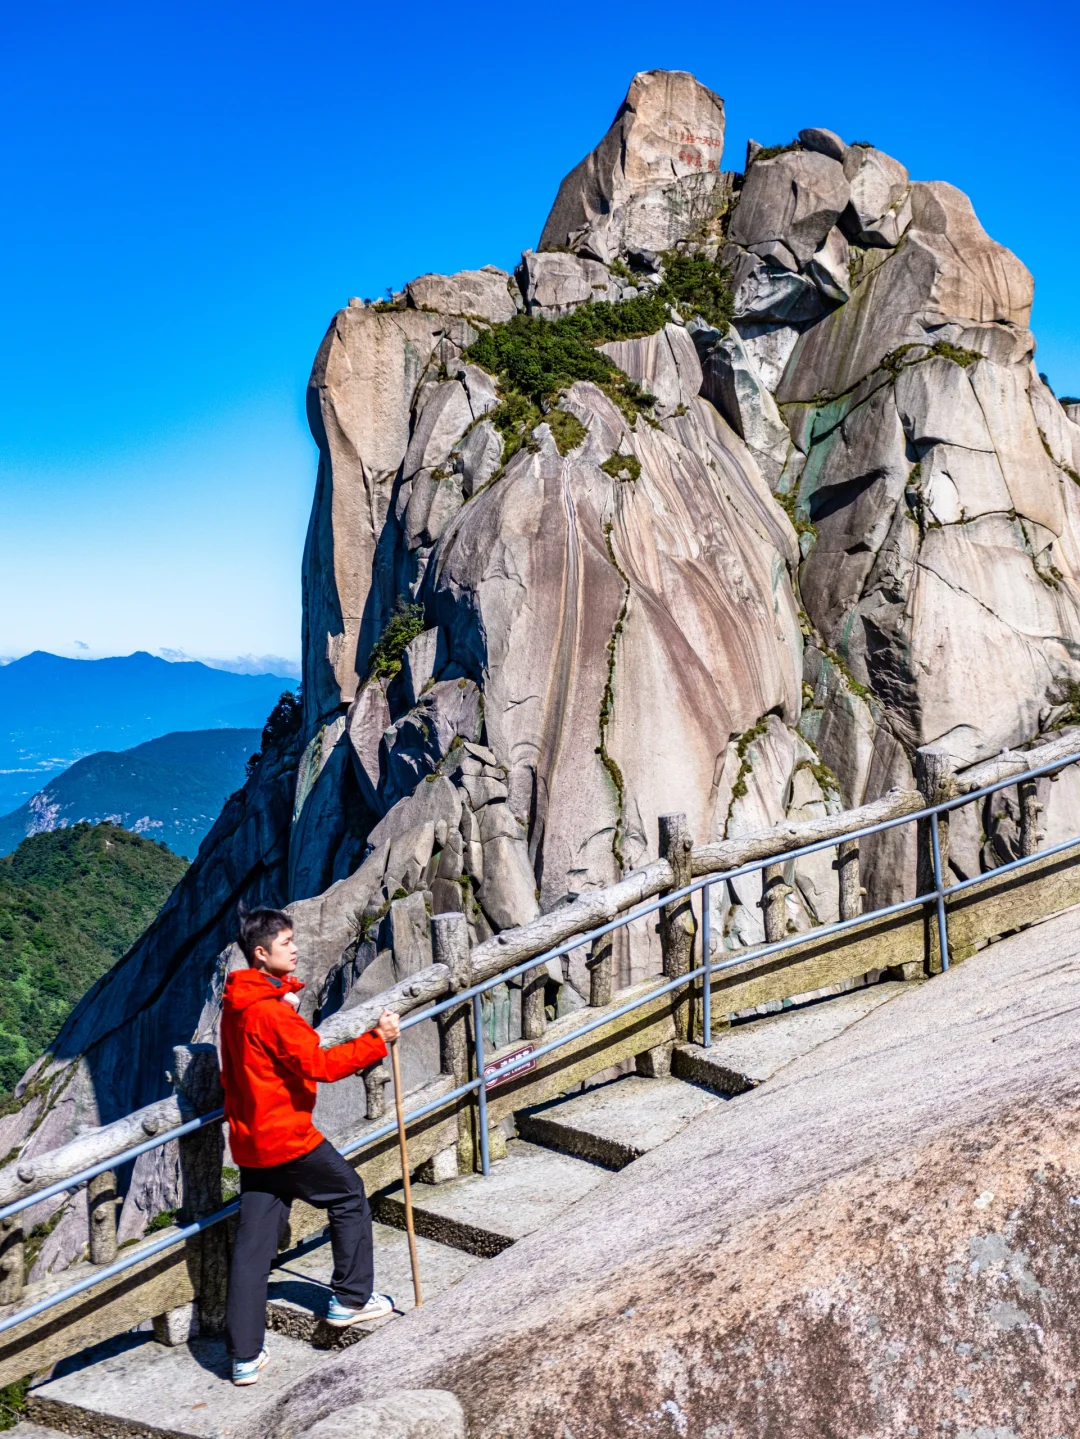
0;728;260;860
0;825;187;1095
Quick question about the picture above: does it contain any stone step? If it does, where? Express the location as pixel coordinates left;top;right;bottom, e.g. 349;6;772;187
673;980;909;1095
517;1074;722;1169
5;1424;70;1439
373;1139;609;1257
266;1220;481;1348
27;1329;321;1439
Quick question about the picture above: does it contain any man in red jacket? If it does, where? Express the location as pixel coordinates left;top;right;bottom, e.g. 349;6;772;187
221;907;400;1385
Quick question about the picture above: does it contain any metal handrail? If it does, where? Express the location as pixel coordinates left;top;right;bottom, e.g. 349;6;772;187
0;1201;239;1338
3;746;1078;1337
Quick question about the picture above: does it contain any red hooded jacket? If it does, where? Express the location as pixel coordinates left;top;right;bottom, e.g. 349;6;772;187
220;968;387;1168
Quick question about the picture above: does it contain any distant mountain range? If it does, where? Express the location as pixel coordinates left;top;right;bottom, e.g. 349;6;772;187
0;728;262;860
0;651;294;815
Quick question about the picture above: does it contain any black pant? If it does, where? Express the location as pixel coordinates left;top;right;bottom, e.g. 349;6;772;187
225;1139;374;1360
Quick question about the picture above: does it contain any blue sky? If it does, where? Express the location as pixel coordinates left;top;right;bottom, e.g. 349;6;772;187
1;0;1077;668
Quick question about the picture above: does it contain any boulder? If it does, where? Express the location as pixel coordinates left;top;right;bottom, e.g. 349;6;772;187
406;266;519;324
778;181;1034;403
454;420;503;496
598;322;703;416
301;1389;467;1439
920;443;1012;524
737;321;801;393
345;680;392;810
403;381;474;479
698;325;791;482
728;149;850;266
399;628;440;710
797;126;846;161
538;69;727;262
518;250;619;318
389;892;432;978
477;830;540;930
804;225;850;304
840;144;910;246
726;245;829;326
893;354;995;451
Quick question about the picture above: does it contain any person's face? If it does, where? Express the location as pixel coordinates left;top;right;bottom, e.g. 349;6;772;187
253;927;298;977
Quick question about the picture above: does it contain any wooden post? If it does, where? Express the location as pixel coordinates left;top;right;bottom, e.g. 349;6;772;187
1018;777;1042;858
87;1169;117;1266
587;934;612;1008
0;1218;24;1304
760;863;792;943
836;838;863;921
521;966;547;1040
659;813;696;1042
431;913;473;1176
916;745;956;975
363;1062;390;1121
172;1044;227;1334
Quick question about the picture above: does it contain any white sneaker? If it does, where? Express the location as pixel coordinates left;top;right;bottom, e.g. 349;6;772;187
325;1292;394;1327
231;1348;268;1385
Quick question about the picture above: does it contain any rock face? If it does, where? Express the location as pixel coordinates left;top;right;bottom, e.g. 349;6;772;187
539;69;729;263
262;910;1080;1439
7;70;1080;1276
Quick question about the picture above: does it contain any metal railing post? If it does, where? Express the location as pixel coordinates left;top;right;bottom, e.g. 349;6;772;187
701;883;711;1048
471;993;491;1177
930;811;950;973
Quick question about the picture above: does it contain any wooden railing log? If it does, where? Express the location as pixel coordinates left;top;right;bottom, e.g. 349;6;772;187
0;1094;185;1210
956;728;1080;794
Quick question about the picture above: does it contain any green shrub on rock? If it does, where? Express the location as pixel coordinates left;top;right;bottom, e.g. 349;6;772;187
368;600;426;679
548;409;588;455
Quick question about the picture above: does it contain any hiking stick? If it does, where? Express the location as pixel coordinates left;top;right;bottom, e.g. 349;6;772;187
388;1038;423;1307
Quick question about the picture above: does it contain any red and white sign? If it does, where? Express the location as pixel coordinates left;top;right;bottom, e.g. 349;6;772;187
484;1044;536;1090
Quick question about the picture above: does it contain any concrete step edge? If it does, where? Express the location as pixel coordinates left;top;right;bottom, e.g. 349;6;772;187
671;1043;756;1096
28;1392;200;1439
514;1110;638;1170
372;1195;515;1259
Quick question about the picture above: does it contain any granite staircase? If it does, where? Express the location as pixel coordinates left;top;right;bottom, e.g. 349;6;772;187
13;982;906;1439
